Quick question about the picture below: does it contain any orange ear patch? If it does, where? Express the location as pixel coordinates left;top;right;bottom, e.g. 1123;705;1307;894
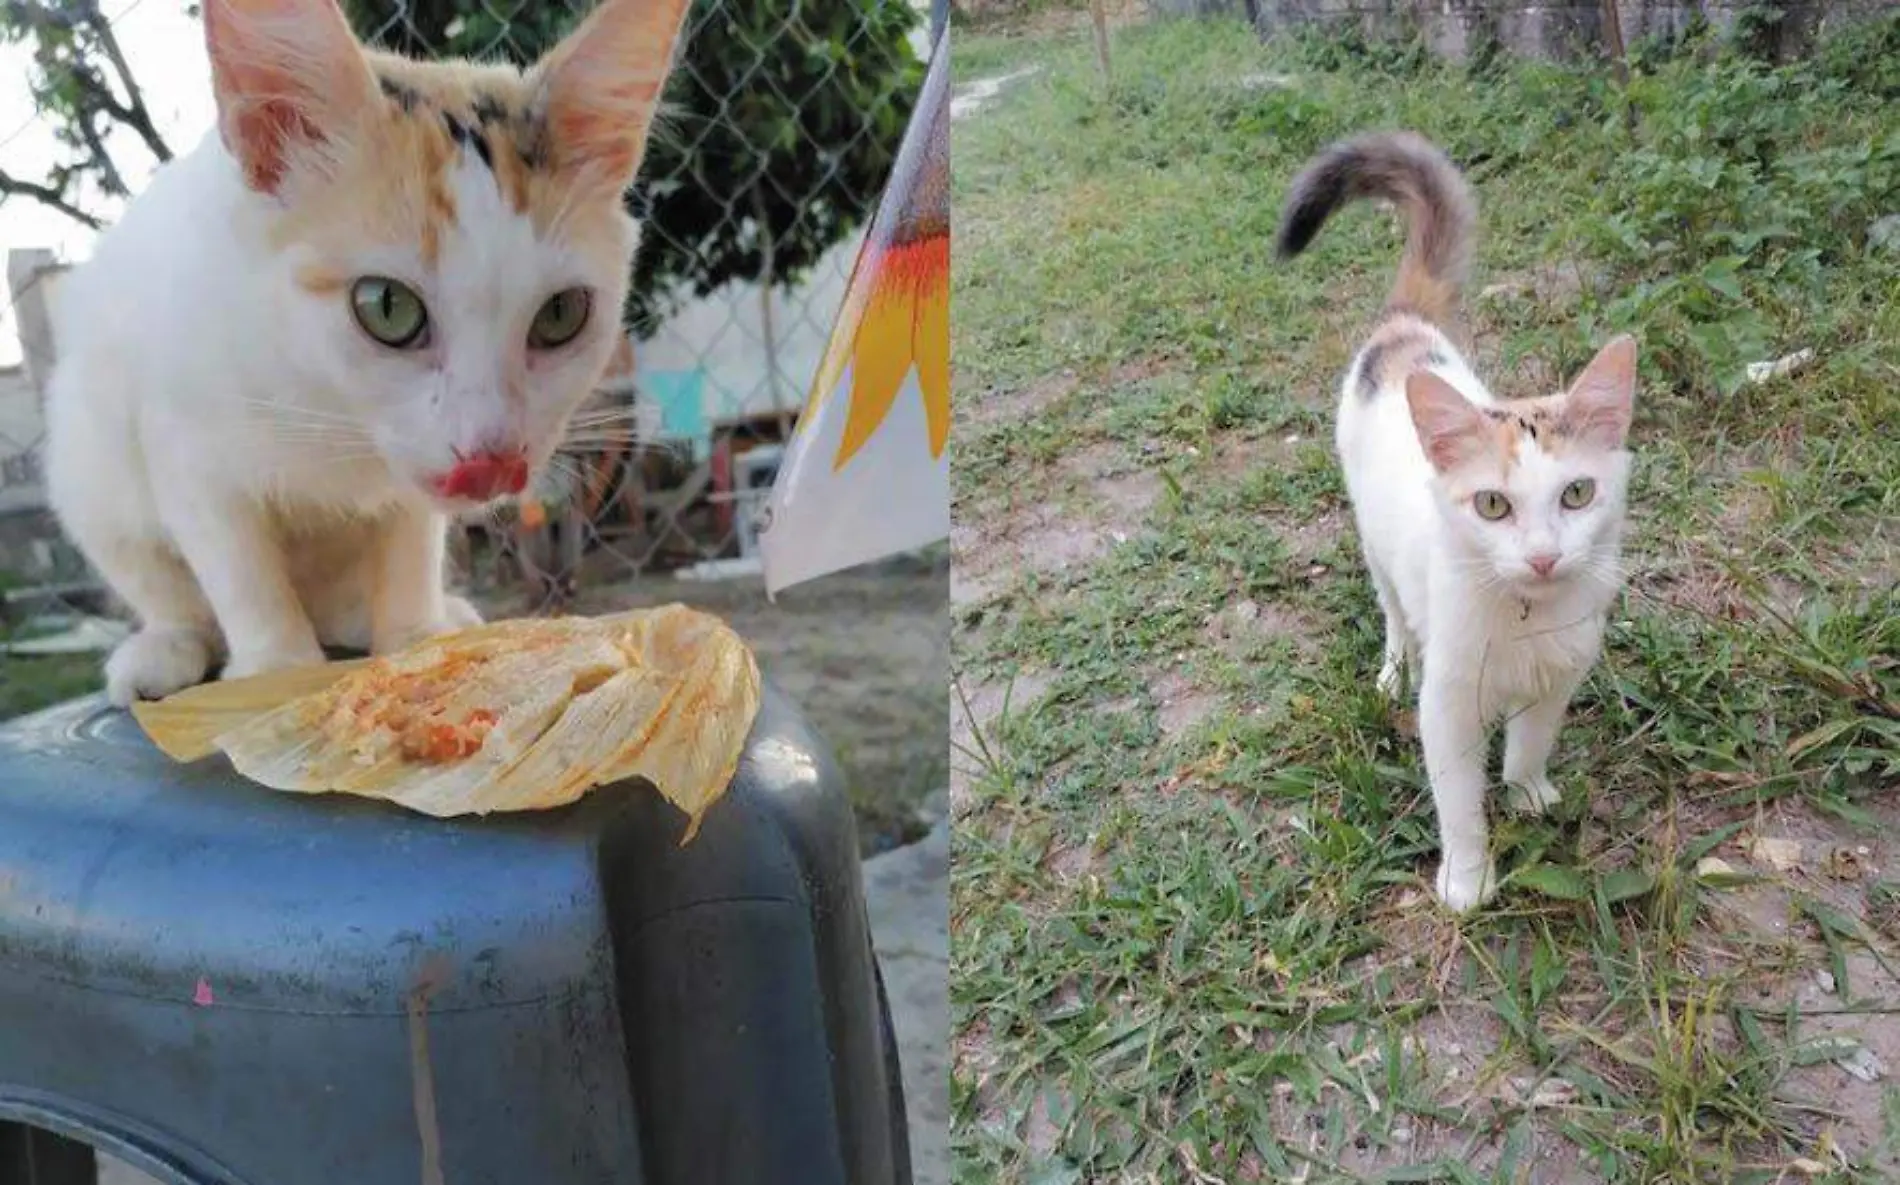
202;0;379;196
1406;370;1490;472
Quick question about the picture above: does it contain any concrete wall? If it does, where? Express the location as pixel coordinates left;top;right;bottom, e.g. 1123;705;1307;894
0;249;62;519
1153;0;1898;62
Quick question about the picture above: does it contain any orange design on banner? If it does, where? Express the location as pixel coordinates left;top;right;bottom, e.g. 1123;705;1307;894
800;35;950;472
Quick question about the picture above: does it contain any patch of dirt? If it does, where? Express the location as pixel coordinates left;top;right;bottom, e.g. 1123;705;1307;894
1476;260;1614;310
961;369;1078;432
963;355;1174;437
1843;520;1900;595
1769;944;1900;1176
949;562;1002;609
1256;1001;1611;1182
1149;668;1219;739
954;438;1165;609
1688;797;1900;1173
1281;507;1352;569
956;357;1184;607
952;1015;1004;1132
1204;597;1323;659
1043;839;1097;885
1635;557;1808;623
1210;430;1301;479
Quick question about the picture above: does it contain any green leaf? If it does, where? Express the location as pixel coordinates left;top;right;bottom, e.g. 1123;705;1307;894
1789;1035;1861;1067
1514;863;1590;900
1700;261;1744;301
1678;822;1746;868
1026;1161;1083;1185
1600;868;1658;904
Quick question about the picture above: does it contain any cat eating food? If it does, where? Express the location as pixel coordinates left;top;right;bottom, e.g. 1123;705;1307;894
44;0;687;706
1276;132;1638;913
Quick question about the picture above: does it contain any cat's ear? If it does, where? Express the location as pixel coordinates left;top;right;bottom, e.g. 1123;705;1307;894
1560;334;1637;450
1406;371;1489;472
533;0;691;194
203;0;378;195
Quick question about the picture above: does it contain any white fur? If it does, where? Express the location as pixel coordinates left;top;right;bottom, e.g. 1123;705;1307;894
1336;331;1633;912
44;129;630;705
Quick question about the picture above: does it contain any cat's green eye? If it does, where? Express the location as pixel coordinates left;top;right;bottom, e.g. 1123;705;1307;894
350;277;428;349
1473;490;1512;520
1560;478;1597;510
529;288;592;349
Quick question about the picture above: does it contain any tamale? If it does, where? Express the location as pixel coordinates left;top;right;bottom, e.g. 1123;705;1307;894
131;604;761;840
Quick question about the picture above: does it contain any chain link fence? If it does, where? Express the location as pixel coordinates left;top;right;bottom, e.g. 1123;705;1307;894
0;0;948;852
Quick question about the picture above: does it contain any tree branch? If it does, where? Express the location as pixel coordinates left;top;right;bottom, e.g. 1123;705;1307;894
85;8;171;162
0;168;104;229
73;108;127;195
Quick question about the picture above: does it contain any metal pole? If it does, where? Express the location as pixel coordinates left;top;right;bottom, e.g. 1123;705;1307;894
929;0;948;46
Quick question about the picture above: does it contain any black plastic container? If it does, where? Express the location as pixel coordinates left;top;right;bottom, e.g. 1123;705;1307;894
0;685;910;1185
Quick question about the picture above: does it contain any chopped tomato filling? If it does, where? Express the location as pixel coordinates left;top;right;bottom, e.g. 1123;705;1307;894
397;708;500;764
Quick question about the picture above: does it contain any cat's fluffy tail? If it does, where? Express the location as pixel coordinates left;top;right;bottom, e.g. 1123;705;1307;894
1274;131;1476;327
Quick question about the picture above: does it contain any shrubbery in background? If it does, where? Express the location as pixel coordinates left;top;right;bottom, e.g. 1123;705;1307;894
343;0;925;335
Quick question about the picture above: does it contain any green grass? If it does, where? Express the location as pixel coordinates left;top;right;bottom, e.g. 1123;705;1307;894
951;17;1900;1184
0;652;102;719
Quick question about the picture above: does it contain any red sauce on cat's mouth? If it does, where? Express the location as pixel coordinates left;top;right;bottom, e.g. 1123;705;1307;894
432;451;529;501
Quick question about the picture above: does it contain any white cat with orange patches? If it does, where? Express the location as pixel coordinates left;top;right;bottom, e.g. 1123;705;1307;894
1277;132;1638;912
45;0;686;705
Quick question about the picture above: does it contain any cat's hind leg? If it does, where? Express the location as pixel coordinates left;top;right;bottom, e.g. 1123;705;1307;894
1366;560;1418;699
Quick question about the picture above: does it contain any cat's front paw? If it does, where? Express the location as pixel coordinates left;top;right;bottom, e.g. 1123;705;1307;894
106;628;214;706
372;608;481;655
444;595;483;628
221;639;327;682
1505;774;1563;815
1435;858;1498;914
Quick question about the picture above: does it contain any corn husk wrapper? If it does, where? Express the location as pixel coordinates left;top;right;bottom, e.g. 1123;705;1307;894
131;604;761;842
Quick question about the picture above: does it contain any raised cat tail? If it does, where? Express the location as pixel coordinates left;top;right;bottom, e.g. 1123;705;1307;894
1274;132;1476;327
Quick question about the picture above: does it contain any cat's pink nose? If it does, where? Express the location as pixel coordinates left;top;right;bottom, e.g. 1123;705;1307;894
1528;554;1560;578
431;450;528;501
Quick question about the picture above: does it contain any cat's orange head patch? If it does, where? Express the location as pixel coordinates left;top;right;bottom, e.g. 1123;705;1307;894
203;0;687;263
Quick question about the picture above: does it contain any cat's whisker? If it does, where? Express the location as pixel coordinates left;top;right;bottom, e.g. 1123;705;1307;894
236;401;366;427
567;405;646;423
234;427;373;441
558;431;649;445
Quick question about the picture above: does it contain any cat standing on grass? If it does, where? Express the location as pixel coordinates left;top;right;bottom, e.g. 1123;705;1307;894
44;0;686;706
1276;132;1638;912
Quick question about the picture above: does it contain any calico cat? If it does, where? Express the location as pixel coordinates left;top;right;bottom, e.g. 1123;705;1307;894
1276;132;1638;912
44;0;686;706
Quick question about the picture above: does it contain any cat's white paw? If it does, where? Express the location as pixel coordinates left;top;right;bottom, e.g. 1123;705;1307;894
444;595;483;628
1505;774;1563;815
372;611;477;655
106;628;214;706
221;639;326;682
1435;858;1498;914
